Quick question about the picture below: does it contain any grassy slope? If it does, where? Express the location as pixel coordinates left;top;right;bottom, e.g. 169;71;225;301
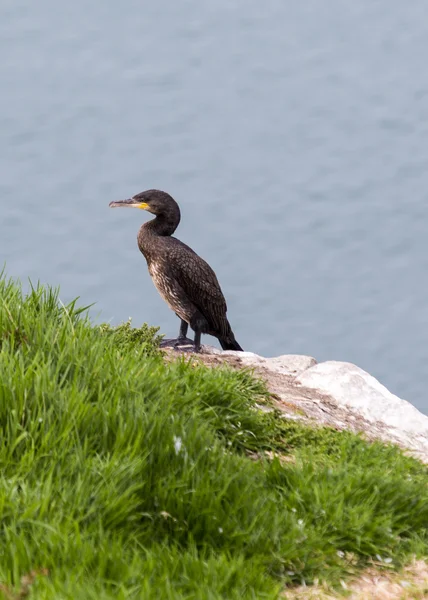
0;273;427;599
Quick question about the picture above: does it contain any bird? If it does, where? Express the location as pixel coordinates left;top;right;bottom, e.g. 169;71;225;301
109;189;243;353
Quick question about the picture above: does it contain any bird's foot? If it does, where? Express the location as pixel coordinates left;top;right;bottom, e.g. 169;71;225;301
160;337;196;351
175;336;195;347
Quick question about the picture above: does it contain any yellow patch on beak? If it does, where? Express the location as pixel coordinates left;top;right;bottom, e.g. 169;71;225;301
138;202;149;210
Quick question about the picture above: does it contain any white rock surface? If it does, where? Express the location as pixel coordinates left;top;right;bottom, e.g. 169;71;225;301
296;361;428;435
264;354;317;375
202;346;317;377
296;360;428;457
226;352;317;376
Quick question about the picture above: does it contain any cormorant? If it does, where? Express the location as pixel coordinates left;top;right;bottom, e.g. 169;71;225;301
109;189;243;353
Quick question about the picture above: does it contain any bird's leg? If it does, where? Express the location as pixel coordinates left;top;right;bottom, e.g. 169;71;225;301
193;330;201;353
178;319;188;341
171;318;194;349
190;312;209;353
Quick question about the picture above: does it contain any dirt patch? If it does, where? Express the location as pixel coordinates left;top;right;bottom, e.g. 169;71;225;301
282;560;428;599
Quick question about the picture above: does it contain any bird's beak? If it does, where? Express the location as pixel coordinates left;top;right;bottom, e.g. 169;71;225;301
109;198;149;209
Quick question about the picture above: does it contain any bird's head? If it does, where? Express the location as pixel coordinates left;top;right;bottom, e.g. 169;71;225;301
109;189;177;216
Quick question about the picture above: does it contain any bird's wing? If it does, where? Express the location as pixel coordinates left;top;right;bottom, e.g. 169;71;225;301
168;241;229;336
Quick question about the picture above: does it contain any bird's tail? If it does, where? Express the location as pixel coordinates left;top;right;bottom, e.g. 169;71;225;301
219;337;243;352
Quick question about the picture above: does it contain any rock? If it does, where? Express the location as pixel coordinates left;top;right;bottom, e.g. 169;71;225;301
234;353;317;377
199;344;223;355
295;361;428;435
201;346;317;377
296;360;428;460
262;354;317;376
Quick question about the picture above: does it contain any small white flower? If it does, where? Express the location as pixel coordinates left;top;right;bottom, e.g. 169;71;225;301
218;527;223;533
173;435;183;455
38;418;43;423
337;550;345;558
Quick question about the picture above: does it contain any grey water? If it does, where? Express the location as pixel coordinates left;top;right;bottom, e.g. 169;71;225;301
1;1;428;413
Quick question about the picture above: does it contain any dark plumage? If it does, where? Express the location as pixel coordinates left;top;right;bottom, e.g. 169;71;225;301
109;189;243;353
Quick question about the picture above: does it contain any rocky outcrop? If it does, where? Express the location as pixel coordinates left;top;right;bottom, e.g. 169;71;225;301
176;346;428;463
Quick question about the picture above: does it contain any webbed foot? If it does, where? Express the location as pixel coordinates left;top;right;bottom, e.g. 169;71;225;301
160;337;196;352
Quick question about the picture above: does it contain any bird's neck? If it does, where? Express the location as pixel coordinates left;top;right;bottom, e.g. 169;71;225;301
137;213;180;261
145;212;179;237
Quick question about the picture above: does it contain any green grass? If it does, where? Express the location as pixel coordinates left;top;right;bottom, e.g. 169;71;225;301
0;272;427;599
